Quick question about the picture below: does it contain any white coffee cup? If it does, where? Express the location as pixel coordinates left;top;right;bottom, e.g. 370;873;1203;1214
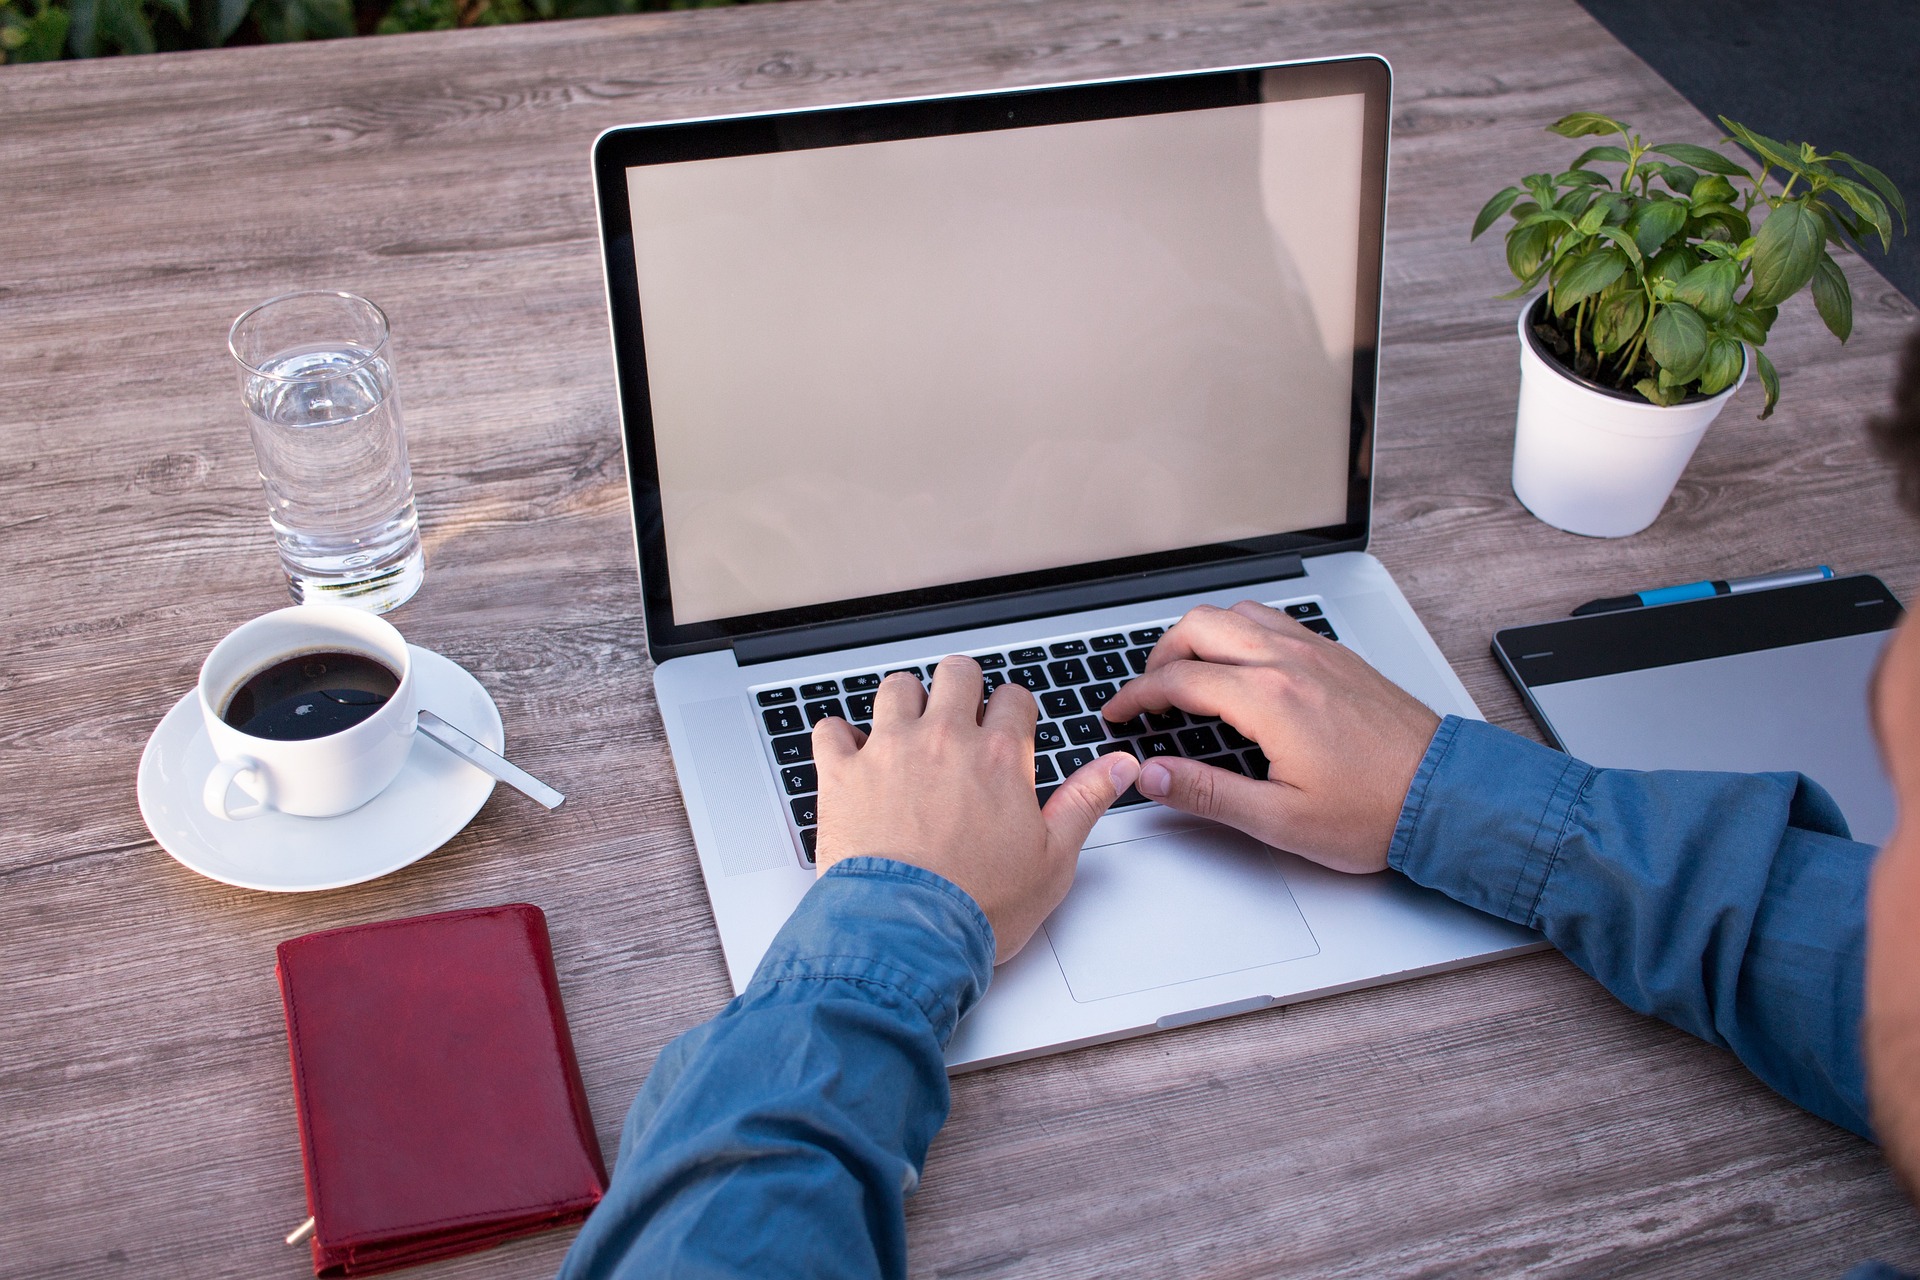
199;606;418;820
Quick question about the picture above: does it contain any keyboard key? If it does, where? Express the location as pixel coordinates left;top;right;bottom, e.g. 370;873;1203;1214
1090;633;1128;651
973;652;1008;670
1057;746;1096;774
1105;714;1146;737
1088;652;1127;681
842;673;881;691
1034;755;1059;785
1010;647;1047;665
770;733;813;764
1285;601;1323;620
1080;682;1116;713
780;763;817;796
1048;639;1088;658
757;687;797;706
1041;690;1082;719
791;795;818;826
800;680;839;699
1176;725;1221;757
1243;748;1270;779
1035;723;1067;752
1200;753;1247;776
1009;665;1048;691
1129;627;1164;646
1036;783;1059;807
1145;708;1186;731
884;667;922;680
1218;722;1254;750
1303;617;1339;640
1097;741;1131;757
1126;648;1151;674
1112;785;1149;808
1047;657;1090;686
1138;734;1178;759
763;705;805;735
846;692;876;720
804;698;845;726
983;671;1008;692
800;828;818;863
1065;716;1107;746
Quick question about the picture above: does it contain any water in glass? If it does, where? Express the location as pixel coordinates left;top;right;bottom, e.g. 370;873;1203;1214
243;342;423;612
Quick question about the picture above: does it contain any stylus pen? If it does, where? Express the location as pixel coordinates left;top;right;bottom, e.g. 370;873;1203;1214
1571;566;1834;616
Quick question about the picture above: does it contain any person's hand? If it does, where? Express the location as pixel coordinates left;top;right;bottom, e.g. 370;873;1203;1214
1099;602;1439;873
813;657;1141;963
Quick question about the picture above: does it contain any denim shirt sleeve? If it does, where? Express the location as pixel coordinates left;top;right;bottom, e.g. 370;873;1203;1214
1391;716;1875;1138
557;856;994;1280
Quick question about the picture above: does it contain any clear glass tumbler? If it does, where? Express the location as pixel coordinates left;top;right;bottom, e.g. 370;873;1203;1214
228;291;424;614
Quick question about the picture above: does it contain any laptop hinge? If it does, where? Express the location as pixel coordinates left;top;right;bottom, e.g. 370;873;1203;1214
733;553;1306;666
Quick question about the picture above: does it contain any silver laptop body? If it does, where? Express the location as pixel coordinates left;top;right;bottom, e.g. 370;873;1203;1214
592;57;1541;1070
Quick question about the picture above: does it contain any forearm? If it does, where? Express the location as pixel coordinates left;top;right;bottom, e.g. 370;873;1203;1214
559;858;994;1280
1391;716;1874;1137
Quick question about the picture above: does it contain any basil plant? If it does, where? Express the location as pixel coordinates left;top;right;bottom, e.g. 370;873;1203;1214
1473;112;1906;418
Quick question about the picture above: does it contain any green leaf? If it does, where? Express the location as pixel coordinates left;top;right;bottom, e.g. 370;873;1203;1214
1648;245;1695;283
1647;301;1710;381
1697;337;1744;396
1507;221;1554;282
1591;291;1647;354
1627;198;1687;258
1671;259;1739;320
1555;247;1630;311
6;4;70;59
1523;173;1558;208
1576;200;1610;235
1696;239;1739;260
1747;200;1823;307
1556;169;1612;189
1571;144;1631;169
1811;252;1853;343
1593;223;1644;267
1648;162;1699;195
1824;177;1894;250
1720;117;1804;180
95;0;155;53
1634;377;1685;407
1752;346;1781;419
154;0;191;26
1472;187;1522;240
1549;112;1629;139
1690;175;1737;206
1831;151;1909;229
1649;141;1750;178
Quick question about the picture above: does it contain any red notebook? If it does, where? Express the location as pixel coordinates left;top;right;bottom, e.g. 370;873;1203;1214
276;904;608;1276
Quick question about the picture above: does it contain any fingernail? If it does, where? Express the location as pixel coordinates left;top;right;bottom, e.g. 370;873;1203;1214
1107;753;1140;793
1139;760;1171;797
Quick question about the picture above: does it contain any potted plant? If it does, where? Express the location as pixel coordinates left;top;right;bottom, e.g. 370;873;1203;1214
1472;112;1906;537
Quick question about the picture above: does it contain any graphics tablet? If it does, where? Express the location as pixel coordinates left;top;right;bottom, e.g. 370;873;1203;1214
1493;574;1903;845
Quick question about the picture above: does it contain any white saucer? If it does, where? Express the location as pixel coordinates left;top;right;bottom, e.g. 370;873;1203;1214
137;645;503;892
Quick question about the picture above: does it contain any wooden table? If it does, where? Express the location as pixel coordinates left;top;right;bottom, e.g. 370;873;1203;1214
5;1;1918;1275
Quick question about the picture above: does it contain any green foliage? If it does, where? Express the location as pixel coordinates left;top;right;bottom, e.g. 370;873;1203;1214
1472;113;1908;418
0;0;764;59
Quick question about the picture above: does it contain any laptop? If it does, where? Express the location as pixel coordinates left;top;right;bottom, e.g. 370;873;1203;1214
590;56;1541;1070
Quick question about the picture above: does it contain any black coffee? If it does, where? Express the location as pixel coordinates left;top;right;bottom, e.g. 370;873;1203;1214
221;650;399;741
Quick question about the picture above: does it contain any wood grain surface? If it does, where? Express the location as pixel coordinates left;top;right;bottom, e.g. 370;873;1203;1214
4;1;1918;1276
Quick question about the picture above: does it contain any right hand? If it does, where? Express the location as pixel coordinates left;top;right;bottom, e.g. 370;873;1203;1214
1099;602;1440;873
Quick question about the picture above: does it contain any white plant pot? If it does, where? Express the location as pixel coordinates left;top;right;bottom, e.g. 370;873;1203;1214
1510;298;1746;537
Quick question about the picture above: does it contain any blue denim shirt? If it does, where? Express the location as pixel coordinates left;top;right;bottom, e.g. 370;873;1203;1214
560;717;1892;1279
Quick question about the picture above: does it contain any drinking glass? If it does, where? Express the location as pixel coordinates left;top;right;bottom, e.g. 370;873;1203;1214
228;291;424;614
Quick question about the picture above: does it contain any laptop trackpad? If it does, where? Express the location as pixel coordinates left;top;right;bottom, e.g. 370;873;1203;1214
1042;826;1320;1003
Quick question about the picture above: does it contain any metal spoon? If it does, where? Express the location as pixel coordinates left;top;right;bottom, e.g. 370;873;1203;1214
415;710;565;809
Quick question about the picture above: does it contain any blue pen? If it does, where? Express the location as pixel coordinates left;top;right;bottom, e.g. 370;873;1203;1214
1571;566;1835;616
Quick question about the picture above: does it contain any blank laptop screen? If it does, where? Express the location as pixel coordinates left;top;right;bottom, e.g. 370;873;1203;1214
623;87;1370;626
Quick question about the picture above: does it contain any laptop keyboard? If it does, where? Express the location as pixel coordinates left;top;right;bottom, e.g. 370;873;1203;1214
751;598;1338;866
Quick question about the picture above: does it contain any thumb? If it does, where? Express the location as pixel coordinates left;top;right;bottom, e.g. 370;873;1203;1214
1042;751;1141;857
1136;755;1291;845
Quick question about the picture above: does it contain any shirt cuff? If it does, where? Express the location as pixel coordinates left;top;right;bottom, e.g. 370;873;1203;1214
743;856;997;1045
1387;715;1594;928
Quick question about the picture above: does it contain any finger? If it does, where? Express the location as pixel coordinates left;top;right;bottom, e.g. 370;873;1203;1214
1146;605;1288;673
1102;659;1255;722
980;677;1038;740
871;669;928;727
812;716;863;766
1043;750;1142;859
1228;599;1296;631
1135;754;1298;845
924;655;985;724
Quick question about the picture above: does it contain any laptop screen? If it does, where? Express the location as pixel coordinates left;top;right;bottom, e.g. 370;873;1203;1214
595;60;1389;656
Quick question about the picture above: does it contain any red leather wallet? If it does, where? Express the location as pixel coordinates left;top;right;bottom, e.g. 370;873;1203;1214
276;904;608;1276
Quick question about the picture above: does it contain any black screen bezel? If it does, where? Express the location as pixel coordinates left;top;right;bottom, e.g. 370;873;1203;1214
593;57;1392;660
